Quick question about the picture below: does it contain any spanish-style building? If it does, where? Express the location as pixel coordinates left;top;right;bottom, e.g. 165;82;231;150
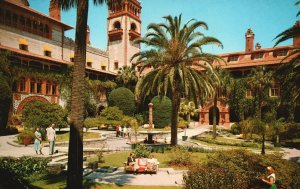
199;26;300;127
0;0;298;126
0;0;141;114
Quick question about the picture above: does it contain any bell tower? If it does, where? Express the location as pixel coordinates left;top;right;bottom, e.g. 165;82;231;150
107;0;141;73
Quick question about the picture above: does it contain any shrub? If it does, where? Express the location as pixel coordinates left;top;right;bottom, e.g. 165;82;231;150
151;96;172;128
134;144;151;158
108;87;136;116
22;101;68;130
0;76;12;130
183;149;300;189
100;106;124;121
168;146;191;166
178;117;189;129
0;156;50;179
17;129;35;144
230;122;241;135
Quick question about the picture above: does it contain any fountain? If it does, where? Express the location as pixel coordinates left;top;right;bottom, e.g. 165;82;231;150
138;103;170;144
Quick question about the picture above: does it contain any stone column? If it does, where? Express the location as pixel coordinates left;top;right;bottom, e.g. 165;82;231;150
148;102;153;130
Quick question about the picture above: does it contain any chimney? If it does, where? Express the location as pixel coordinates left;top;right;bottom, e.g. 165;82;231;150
245;28;254;53
255;42;261;50
49;0;61;20
86;25;91;45
293;21;300;48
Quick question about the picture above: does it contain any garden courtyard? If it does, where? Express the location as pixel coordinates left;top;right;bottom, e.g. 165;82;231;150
0;124;299;188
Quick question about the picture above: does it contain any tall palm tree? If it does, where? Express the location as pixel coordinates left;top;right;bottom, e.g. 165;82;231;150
57;0;119;188
210;67;233;139
274;1;300;101
116;65;138;91
247;66;273;154
179;100;196;122
132;14;222;146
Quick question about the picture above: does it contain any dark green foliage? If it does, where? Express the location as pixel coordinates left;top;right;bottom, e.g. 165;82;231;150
183;149;300;189
100;106;124;121
0;75;12;129
134;144;151;158
228;79;247;122
193;136;273;149
22;101;68;130
108;87;136;116
0;168;31;189
151;96;172;128
0;156;50;179
168;146;192;166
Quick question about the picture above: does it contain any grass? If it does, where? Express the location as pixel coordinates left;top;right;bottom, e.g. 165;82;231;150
56;132;101;142
85;183;182;189
88;150;208;169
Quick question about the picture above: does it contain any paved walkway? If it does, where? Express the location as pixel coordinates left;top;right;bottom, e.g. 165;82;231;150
0;123;299;187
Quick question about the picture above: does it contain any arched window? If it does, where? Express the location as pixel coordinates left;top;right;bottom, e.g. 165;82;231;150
26;18;31;30
33;20;38;32
39;22;44;33
45;24;49;36
19;78;25;92
52;83;57;95
12;13;18;27
46;81;51;95
113;21;121;30
5;10;11;25
130;23;136;31
36;80;42;94
30;79;36;93
19;16;25;29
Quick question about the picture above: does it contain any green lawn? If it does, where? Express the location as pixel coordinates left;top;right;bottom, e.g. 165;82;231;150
55;132;101;142
88;150;208;169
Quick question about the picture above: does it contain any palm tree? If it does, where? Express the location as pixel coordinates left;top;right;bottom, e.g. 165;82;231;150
116;65;138;91
247;66;273;154
58;0;120;188
210;68;233;139
274;1;300;102
132;14;222;146
179;100;196;122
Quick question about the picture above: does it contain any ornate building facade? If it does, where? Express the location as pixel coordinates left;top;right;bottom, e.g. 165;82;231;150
199;27;299;127
0;0;141;114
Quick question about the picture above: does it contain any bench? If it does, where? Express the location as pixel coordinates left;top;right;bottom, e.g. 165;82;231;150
124;158;159;174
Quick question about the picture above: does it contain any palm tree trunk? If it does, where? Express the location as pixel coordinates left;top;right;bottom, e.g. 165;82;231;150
171;78;180;146
213;94;217;139
261;131;265;155
5;98;13;128
67;0;88;188
276;135;279;144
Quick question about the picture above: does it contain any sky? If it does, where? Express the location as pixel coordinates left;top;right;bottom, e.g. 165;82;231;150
28;0;298;54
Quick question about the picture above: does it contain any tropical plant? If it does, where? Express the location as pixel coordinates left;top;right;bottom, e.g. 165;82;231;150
183;149;300;189
274;1;300;106
58;0;122;187
116;65;138;91
247;66;273;120
132;14;222;145
129;118;139;144
179;100;196;122
151;96;172;128
0;75;12;131
108;87;136;116
21;101;68;130
210;68;233;139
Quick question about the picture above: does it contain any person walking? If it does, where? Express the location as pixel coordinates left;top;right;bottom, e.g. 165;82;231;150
46;123;56;155
34;127;42;155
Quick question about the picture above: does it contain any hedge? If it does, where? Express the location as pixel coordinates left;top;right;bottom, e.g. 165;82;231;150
151;96;172;128
108;87;135;116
